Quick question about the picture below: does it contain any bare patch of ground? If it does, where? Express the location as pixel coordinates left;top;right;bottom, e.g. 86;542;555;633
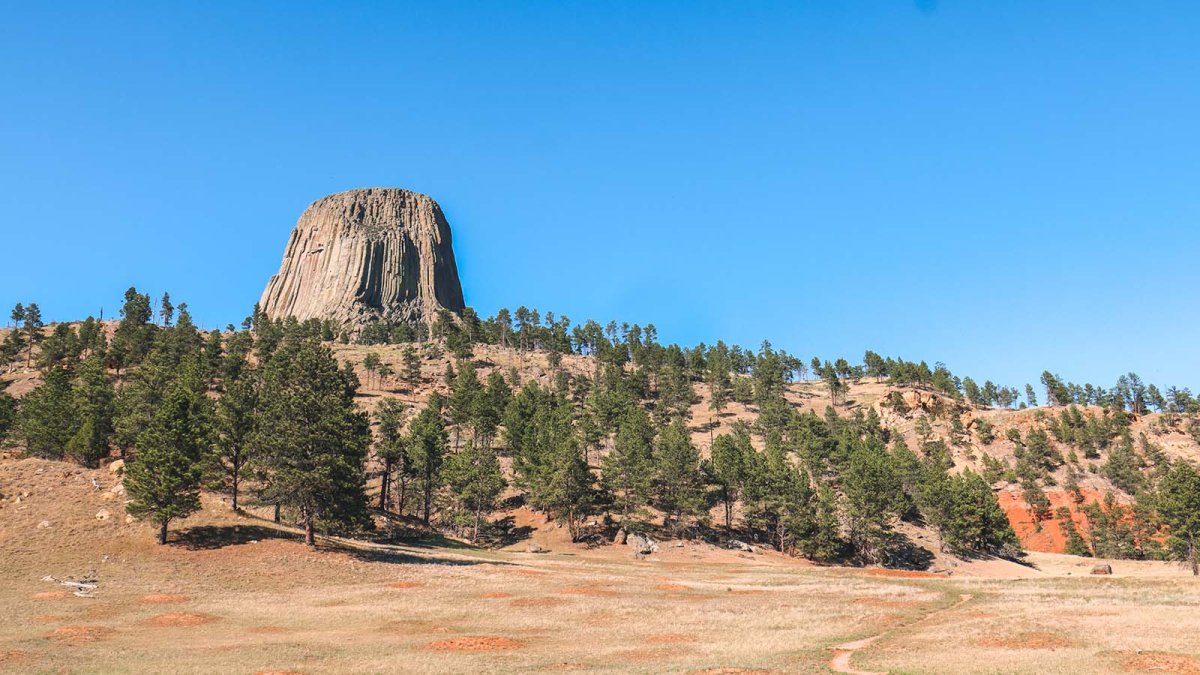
426;636;524;651
140;612;219;627
139;594;190;604
1121;651;1200;674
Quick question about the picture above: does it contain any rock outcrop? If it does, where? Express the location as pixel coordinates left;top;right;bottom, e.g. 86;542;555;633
259;188;465;329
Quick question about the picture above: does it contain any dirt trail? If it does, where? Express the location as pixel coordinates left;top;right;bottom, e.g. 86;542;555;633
828;593;974;675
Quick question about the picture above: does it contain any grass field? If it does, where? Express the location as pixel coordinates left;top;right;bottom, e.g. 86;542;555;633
3;454;1200;674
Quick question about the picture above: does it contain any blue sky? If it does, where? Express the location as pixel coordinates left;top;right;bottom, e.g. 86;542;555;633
1;1;1197;391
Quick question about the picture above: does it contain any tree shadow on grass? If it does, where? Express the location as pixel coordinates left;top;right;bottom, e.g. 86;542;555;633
482;515;534;548
339;544;496;567
172;524;293;550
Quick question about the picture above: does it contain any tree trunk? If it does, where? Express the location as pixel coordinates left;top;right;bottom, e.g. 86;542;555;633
230;452;240;511
273;502;281;524
473;508;481;544
1191;532;1198;577
379;458;392;511
158;519;169;545
398;477;408;516
423;481;432;525
304;514;316;547
723;489;732;531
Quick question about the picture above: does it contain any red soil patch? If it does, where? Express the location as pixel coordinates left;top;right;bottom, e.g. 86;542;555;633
866;569;939;579
255;671;305;675
247;626;289;634
510;597;568;608
48;625;115;642
32;614;66;623
854;597;921;608
480;592;512;599
998;488;1112;554
426;636;524;651
141;612;219;627
559;585;616;597
688;670;773;675
508;568;548;577
387;581;423;589
618;647;689;661
0;650;29;664
977;631;1077;649
140;594;190;604
1122;651;1200;674
656;583;691;592
646;633;697;644
32;591;70;600
382;619;459;635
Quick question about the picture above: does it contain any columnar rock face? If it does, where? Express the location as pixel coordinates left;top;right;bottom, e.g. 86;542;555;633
259;188;465;329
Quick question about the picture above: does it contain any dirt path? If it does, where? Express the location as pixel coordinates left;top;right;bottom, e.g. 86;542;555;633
828;593;974;675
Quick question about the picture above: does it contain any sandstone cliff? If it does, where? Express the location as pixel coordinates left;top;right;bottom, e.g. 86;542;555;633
259;188;465;329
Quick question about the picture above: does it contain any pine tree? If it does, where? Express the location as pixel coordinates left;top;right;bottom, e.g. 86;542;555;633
602;408;655;521
843;444;906;562
22;303;43;368
160;292;174;327
362;352;381;389
252;338;370;546
65;355;115;467
216;365;258;511
124;357;213;544
16;366;75;459
653;420;706;533
444;442;505;542
401;346;421;396
407;394;448;526
373;398;408;511
708;430;749;530
1159;462;1200;575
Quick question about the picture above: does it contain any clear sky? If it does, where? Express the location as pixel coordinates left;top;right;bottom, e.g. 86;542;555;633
2;1;1197;391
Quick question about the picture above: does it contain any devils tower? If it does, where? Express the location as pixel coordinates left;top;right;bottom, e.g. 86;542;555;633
259;188;465;330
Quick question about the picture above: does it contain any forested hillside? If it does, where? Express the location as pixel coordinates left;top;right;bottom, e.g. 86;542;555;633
4;289;1200;573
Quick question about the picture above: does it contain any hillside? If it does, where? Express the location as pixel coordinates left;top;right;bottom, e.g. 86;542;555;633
326;340;1200;556
4;320;1198;559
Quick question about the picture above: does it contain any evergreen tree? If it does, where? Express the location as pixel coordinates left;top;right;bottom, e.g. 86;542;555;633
602;407;655;521
160;292;174;327
401;346;422;396
215;365;258;511
842;444;906;563
444;442;505;542
65;355;114;467
112;287;155;368
124;357;213;544
373;398;408;511
0;389;15;444
708;429;749;530
252;338;370;546
16;366;75;459
22;303;43;367
362;352;381;389
1159;462;1200;575
407;394;448;525
653;420;706;532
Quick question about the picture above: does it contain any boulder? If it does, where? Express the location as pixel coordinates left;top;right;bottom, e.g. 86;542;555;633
612;529;627;545
95;509;111;521
107;459;125;474
259;188;465;331
627;534;658;557
1091;564;1113;575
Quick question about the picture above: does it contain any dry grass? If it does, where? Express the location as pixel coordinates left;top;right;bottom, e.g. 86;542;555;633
4;454;1200;673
